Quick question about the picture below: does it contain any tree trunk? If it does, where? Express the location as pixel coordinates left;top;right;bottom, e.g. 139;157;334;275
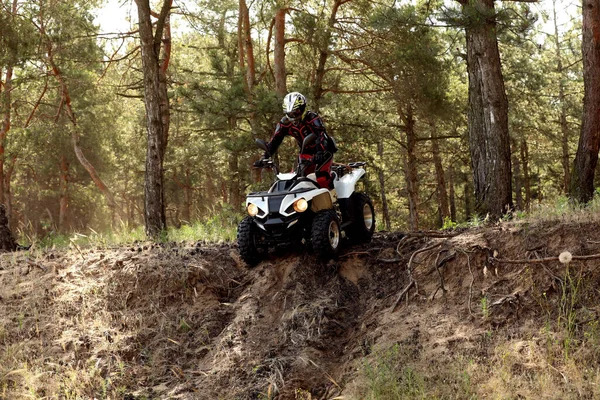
274;8;287;98
238;0;258;132
58;155;69;232
521;139;531;210
553;0;571;193
0;0;18;207
0;204;17;251
569;0;600;203
313;0;344;112
377;139;391;230
461;0;512;218
431;126;449;228
464;180;472;222
135;0;172;238
0;63;13;205
4;155;15;230
448;164;457;222
183;167;192;222
229;151;241;209
404;107;419;231
513;149;523;210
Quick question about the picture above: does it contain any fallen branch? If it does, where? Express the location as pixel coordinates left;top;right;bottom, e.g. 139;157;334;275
492;253;600;264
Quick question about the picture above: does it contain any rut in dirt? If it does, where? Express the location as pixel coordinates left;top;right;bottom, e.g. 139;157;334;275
197;236;410;399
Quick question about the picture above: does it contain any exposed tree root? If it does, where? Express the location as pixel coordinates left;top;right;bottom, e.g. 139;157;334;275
391;241;442;312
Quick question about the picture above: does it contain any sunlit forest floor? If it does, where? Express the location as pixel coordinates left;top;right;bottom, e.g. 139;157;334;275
3;209;600;399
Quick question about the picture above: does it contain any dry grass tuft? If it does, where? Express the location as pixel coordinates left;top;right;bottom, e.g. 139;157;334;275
0;243;242;399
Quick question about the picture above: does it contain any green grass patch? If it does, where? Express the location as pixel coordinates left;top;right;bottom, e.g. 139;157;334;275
16;209;241;250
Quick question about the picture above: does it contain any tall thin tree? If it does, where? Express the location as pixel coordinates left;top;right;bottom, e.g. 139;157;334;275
134;0;172;238
569;0;600;203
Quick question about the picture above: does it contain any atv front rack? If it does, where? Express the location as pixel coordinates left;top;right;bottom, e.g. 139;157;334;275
247;186;315;200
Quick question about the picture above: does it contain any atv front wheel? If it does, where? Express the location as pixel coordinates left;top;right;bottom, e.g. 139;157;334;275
311;209;341;259
237;216;263;266
347;193;375;243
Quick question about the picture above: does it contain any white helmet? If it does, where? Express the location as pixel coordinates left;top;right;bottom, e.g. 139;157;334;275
282;92;307;122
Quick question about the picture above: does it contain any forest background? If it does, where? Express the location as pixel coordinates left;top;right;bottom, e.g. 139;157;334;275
0;0;589;242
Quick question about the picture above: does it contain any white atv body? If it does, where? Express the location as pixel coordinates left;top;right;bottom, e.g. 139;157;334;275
246;167;364;226
237;134;375;266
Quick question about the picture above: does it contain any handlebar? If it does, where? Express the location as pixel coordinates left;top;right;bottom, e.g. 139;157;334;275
254;158;280;174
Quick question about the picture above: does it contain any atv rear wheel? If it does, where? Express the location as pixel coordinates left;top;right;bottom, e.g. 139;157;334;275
347;193;375;243
237;216;263;267
311;209;341;259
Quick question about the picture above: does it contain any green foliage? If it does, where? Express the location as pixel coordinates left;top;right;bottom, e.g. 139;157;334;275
442;216;458;230
0;0;587;238
361;344;425;399
168;206;239;243
558;264;582;360
480;296;489;320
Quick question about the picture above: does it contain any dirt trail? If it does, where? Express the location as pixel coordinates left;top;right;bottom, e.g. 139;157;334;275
3;220;600;399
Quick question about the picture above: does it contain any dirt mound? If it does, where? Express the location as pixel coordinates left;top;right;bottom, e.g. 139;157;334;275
2;220;600;399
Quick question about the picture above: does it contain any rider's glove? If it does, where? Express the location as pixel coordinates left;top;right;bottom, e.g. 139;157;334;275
253;158;267;168
313;151;326;165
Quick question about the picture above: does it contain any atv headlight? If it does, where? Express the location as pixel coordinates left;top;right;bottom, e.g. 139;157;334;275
247;203;259;216
293;198;308;213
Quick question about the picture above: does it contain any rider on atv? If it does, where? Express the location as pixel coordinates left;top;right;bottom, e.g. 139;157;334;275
255;92;337;188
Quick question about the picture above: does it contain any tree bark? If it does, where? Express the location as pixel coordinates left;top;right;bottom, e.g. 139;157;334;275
552;0;571;193
448;164;457;222
229;151;241;209
569;0;600;203
184;167;192;222
59;155;69;232
464;180;472;222
135;0;172;238
460;0;512;218
0;0;18;207
0;64;13;206
377;139;391;230
0;204;17;251
313;0;344;112
404;106;419;231
274;8;288;97
513;148;523;210
238;0;258;132
4;155;15;230
520;139;531;210
431;126;449;227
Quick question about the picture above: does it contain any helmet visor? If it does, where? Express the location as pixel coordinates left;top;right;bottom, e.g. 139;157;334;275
286;109;303;121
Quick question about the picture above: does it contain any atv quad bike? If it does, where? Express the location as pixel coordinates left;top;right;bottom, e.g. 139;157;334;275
237;134;375;266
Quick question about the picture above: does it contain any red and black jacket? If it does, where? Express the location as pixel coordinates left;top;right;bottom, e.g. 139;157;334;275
265;111;330;157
